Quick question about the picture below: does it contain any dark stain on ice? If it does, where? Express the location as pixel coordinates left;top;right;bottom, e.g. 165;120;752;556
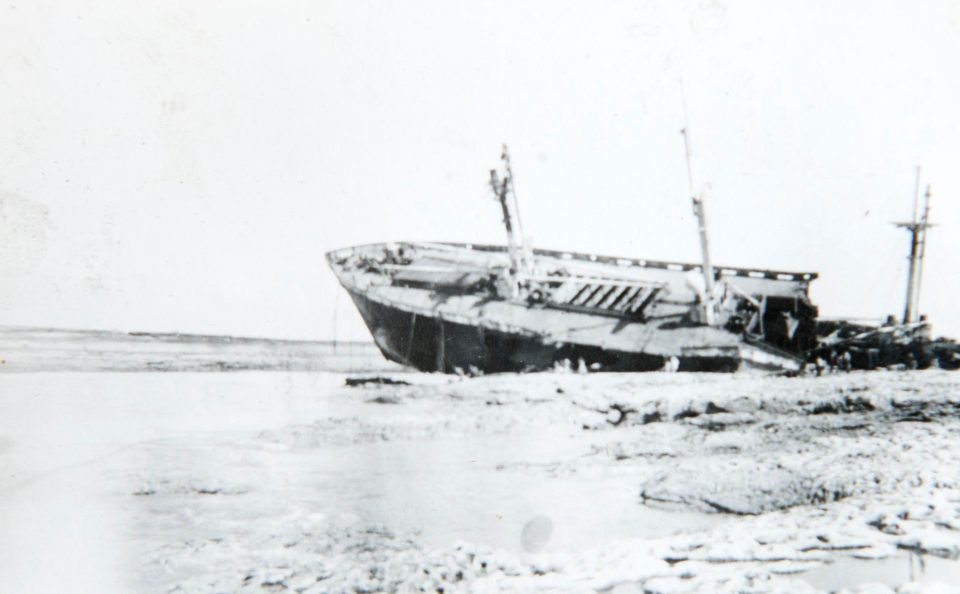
260;579;286;592
704;401;729;414
811;396;875;415
345;376;411;387
897;412;934;423
642;410;662;424
606;403;637;426
799;542;868;553
699;498;759;516
897;540;960;559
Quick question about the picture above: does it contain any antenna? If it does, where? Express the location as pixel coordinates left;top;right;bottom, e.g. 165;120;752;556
911;166;922;227
680;81;696;198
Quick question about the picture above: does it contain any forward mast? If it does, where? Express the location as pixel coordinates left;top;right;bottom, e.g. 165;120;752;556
489;145;534;296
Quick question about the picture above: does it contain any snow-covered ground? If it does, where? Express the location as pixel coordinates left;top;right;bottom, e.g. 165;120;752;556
0;326;397;372
1;370;959;593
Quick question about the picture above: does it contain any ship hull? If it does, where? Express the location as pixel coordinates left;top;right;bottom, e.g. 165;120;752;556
329;242;815;374
351;289;756;373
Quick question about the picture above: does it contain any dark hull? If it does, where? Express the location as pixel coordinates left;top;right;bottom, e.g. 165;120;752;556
349;290;741;373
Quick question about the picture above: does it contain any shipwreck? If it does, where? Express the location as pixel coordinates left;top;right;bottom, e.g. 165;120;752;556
811;168;960;371
328;144;823;374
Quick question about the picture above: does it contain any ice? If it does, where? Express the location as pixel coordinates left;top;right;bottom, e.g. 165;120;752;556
2;370;960;592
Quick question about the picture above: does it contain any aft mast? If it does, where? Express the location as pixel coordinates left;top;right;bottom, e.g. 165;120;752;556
895;166;933;324
914;184;933;320
680;127;718;326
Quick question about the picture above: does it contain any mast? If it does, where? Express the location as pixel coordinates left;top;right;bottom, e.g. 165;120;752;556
500;145;534;273
913;184;933;322
490;167;521;273
489;145;532;287
681;127;717;326
896;166;926;324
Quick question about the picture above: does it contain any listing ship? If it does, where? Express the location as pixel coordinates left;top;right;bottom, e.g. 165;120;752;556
327;145;821;374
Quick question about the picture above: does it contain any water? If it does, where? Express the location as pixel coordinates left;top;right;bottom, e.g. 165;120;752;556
802;554;960;590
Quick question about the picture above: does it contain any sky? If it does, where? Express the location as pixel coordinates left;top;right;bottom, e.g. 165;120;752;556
1;0;959;341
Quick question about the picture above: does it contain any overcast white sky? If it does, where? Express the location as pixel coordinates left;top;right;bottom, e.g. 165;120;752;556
2;0;959;341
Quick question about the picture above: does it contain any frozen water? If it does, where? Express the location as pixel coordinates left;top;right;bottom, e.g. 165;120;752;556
2;367;959;593
803;555;960;591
